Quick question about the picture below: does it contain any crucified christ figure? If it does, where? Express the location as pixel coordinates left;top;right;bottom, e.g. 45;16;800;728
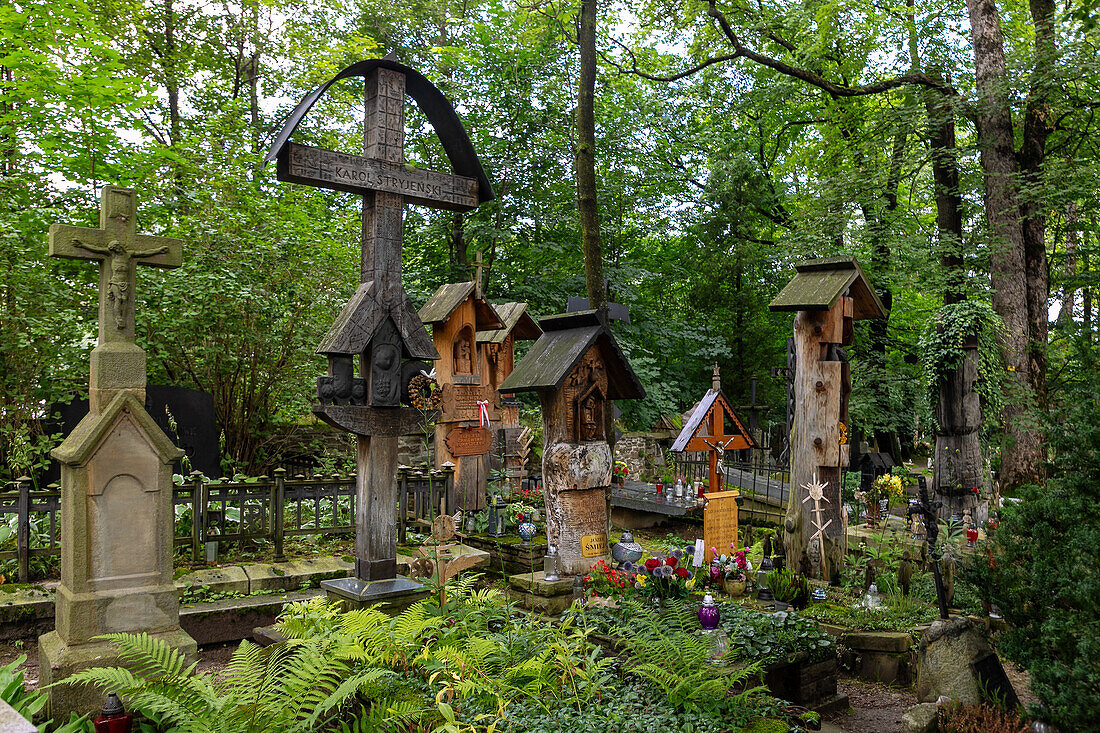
72;239;168;330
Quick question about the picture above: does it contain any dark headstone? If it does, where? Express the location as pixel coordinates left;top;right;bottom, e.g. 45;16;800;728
47;385;220;481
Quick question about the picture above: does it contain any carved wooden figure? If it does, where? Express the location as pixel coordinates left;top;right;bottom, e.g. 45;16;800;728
265;59;494;596
419;274;504;510
500;309;644;575
933;332;983;519
770;257;886;580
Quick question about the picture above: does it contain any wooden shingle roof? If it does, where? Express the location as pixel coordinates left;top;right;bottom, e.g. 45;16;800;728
769;256;887;320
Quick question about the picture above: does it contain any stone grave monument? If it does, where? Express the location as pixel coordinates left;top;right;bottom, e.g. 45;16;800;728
40;185;197;718
499;308;644;576
417;262;504;510
769;257;886;579
263;58;494;609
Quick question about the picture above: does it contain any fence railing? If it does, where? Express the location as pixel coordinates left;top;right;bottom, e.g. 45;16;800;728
668;450;886;526
0;465;453;581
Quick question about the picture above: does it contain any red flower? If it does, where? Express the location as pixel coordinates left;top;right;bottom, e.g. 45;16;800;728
644;558;660;571
675;567;691;579
666;556;678;568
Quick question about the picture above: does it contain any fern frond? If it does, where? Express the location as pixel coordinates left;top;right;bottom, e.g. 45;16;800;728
93;633;195;679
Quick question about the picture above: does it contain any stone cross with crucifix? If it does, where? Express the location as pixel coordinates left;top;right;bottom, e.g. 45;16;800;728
265;58;494;603
41;186;195;719
49;186;182;411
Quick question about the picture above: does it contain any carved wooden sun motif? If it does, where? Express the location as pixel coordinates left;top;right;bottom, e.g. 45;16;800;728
802;474;829;503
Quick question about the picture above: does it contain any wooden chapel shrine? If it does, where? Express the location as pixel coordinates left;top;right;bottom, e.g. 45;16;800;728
769;257;887;579
418;270;504;510
499;308;644;575
670;363;756;559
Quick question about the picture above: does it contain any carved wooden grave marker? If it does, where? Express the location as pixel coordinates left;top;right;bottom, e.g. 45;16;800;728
41;186;196;719
500;309;644;575
478;300;541;483
702;490;741;562
264;59;494;603
769;257;886;579
419;275;503;508
671;363;755;497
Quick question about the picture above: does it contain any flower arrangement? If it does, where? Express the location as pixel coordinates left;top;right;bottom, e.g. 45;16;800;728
612;460;629;483
591;546;697;602
710;545;749;583
513;485;544;507
507;502;536;525
583;559;632;598
869;473;905;506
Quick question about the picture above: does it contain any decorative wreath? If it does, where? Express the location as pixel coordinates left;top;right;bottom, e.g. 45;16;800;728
409;373;441;410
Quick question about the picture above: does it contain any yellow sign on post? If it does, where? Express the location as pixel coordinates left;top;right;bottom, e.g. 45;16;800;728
702;490;740;562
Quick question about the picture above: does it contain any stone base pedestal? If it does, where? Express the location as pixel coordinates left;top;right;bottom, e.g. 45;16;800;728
320;575;429;612
916;616;991;704
39;626;197;721
506;571;576;616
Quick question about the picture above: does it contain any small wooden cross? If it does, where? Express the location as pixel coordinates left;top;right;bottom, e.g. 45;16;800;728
49;186;182;344
802;472;832;580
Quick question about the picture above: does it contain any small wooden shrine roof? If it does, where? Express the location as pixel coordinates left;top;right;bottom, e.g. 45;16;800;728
418;281;503;329
670;389;755;453
317;280;438;359
477;302;542;344
498;309;645;400
768;256;887;320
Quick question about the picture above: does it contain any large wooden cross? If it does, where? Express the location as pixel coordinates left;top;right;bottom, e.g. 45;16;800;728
49;187;182;344
276;69;479;286
273;65;482;584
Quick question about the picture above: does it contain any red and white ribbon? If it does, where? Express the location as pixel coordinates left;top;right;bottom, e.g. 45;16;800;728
477;400;490;428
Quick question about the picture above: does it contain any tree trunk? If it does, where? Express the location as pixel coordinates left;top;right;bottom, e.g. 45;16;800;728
576;0;604;309
1060;201;1078;324
1019;0;1054;413
965;0;1040;489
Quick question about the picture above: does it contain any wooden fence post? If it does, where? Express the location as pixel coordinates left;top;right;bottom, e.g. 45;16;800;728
16;477;31;583
272;468;286;562
190;471;203;564
398;468;408;544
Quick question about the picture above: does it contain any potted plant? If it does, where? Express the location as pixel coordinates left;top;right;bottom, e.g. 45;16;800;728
612;460;629;486
766;568;811;611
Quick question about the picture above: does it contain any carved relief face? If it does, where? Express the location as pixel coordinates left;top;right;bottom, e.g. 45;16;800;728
370;318;402;407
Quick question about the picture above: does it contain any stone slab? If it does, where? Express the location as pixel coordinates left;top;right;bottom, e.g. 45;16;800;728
504;587;575;617
508;571;574;597
175;566;249;596
179;589;324;646
0;589;54;641
39;626;197;722
321;575;429;612
916;616;991;704
842;630;913;653
901;702;940;733
0;700;36;733
242;557;352;592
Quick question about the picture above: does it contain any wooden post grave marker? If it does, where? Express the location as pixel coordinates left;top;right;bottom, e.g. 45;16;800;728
702;490;741;563
500;308;644;575
769;257;887;578
264;58;494;604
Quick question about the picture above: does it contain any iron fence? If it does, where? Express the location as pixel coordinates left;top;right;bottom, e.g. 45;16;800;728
0;465;453;581
668;450;884;527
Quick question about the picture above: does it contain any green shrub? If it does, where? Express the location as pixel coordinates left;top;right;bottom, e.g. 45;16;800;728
984;381;1100;729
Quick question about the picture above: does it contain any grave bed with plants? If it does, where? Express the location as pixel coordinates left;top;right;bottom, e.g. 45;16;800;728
17;577;827;733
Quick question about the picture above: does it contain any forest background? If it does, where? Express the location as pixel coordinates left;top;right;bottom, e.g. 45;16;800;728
2;0;1098;486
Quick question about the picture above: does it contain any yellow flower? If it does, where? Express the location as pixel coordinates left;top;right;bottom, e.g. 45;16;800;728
636;575;647;587
686;576;696;590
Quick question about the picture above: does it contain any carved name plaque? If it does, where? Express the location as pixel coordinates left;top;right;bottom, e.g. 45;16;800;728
282;143;478;211
440;383;499;422
445;426;493;457
581;533;608;558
